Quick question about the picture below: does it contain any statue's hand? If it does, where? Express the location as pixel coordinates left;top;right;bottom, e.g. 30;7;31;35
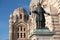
45;13;50;15
47;13;50;15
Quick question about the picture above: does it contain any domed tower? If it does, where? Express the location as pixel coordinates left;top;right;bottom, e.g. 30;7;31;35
9;7;29;40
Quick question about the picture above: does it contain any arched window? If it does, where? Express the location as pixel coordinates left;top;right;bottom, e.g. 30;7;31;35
24;33;25;38
20;33;22;38
20;26;22;31
24;15;26;20
24;28;25;31
17;33;19;38
20;14;22;19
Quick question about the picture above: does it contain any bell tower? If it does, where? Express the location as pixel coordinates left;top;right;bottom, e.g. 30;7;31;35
9;7;29;40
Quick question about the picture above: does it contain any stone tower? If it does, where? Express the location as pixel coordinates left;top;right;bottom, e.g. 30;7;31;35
9;7;30;40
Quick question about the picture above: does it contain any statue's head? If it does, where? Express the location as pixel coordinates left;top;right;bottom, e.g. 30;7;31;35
30;2;42;14
30;0;42;14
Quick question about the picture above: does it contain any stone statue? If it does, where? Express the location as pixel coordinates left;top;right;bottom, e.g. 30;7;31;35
32;3;50;29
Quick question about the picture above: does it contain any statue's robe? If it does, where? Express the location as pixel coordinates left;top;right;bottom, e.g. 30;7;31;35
32;4;46;29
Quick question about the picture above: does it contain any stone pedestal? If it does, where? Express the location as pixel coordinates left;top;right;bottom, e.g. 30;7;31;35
29;29;54;40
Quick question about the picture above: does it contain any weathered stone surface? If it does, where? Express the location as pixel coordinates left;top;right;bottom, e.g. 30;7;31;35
9;0;60;40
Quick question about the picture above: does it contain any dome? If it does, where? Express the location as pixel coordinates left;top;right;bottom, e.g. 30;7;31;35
13;7;28;16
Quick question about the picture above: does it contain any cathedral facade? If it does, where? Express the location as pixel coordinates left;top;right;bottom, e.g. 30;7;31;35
9;0;60;40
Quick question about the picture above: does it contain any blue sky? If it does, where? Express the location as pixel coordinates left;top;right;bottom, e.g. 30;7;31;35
0;0;30;40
